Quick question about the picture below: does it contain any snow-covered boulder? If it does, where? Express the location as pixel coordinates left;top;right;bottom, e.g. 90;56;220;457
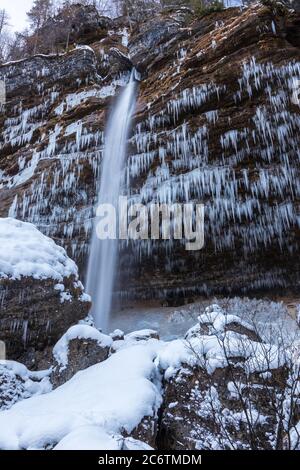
186;304;261;342
0;218;91;365
51;325;112;388
110;329;125;341
157;305;291;450
0;360;51;411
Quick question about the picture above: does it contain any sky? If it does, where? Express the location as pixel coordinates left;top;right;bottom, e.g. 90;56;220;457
1;0;33;32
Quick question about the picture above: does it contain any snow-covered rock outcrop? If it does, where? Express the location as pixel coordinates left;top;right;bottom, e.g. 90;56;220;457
0;218;78;280
51;325;112;388
0;218;91;365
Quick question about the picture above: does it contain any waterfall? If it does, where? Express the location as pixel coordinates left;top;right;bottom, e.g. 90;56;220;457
86;71;137;331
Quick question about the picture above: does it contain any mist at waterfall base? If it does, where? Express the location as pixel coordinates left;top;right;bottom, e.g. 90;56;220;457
86;73;137;331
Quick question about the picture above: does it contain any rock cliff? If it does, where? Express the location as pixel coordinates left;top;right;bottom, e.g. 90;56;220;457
0;3;299;305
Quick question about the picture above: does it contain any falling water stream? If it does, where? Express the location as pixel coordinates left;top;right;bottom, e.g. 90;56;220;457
86;71;137;331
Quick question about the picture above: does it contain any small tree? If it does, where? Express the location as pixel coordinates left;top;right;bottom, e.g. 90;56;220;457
0;9;10;63
27;0;54;31
27;0;54;54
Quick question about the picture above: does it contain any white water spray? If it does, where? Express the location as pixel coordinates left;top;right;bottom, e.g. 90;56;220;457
86;72;137;331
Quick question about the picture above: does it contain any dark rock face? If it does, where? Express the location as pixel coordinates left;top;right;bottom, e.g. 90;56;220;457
288;0;300;12
33;4;112;54
0;46;104;276
2;48;98;101
0;276;90;365
51;336;110;388
0;4;299;306
129;416;158;449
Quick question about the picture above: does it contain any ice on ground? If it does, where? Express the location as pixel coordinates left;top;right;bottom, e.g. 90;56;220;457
224;0;244;7
0;342;162;450
53;325;113;368
0;218;78;281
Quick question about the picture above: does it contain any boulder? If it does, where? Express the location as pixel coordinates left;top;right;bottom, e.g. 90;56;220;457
0;218;91;365
31;4;112;54
50;325;112;388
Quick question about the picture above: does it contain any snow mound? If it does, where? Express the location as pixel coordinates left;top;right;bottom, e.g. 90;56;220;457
0;342;162;450
123;437;153;451
53;325;113;368
0;218;78;281
112;330;159;353
125;329;159;340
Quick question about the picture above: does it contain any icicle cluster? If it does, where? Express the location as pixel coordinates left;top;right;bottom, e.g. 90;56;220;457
123;58;300;265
